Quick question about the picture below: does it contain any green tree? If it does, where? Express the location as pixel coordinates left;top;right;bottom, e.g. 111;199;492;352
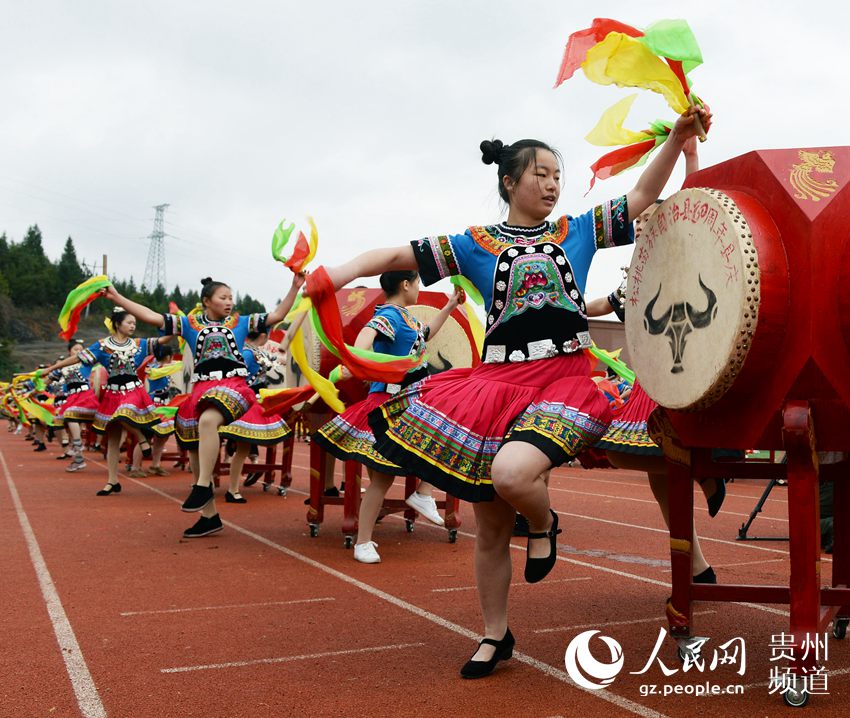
4;225;58;306
55;236;87;301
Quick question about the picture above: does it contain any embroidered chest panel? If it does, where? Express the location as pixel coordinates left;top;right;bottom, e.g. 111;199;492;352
103;339;141;377
482;242;590;364
487;243;584;332
194;326;244;365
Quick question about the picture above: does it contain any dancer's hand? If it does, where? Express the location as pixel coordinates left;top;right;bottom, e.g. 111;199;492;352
672;105;712;142
447;285;464;308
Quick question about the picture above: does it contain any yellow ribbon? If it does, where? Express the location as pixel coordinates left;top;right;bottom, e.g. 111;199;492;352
585;94;655;147
288;307;344;413
582;33;690;115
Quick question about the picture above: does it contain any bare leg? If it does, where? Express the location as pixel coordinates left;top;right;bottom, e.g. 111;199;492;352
415;481;435;497
647;472;710;575
356;470;394;545
228;443;251;494
469;496;516;661
195;408;224;516
105;427;122;488
490;442;554;559
131;443;143;471
188;450;200;481
151;436;166;469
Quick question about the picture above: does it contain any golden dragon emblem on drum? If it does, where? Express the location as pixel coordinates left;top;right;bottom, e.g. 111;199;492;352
341;289;367;318
789;150;838;202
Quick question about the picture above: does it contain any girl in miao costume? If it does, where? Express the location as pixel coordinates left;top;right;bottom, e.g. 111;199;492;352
309;104;710;678
314;271;462;564
104;274;303;538
53;339;100;472
43;309;162;495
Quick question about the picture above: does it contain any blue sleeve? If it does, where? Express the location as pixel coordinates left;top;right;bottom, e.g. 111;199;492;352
78;341;104;367
567;195;634;293
161;313;190;337
243;348;260;376
133;339;152;368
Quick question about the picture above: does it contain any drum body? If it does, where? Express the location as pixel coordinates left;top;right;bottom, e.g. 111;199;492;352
627;147;850;449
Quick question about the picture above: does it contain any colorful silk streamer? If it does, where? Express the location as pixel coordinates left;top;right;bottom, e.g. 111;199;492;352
305;267;422;383
289;317;344;413
58;275;112;341
587;343;635;385
556;17;707;185
148;361;183;380
272;217;319;273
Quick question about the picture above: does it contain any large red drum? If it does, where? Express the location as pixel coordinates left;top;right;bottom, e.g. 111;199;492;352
626;146;850;450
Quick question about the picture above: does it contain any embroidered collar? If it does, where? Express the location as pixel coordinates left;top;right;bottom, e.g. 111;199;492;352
378;304;421;332
188;312;239;330
469;216;569;256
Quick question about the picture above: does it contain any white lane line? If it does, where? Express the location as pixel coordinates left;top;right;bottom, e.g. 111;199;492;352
161;642;425;674
121;597;335;617
274;472;794;619
118;470;670;718
380;513;792;619
0;449;107;718
534;611;717;634
432;577;591;593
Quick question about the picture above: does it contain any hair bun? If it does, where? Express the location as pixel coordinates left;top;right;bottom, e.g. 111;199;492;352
112;306;124;314
480;139;505;166
200;276;213;287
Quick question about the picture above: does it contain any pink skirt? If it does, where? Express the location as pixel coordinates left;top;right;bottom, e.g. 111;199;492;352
57;388;99;424
594;380;660;456
175;377;290;449
369;354;612;502
92;385;160;435
315;392;404;475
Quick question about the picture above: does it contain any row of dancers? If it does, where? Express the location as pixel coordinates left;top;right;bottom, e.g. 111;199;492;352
4;105;720;678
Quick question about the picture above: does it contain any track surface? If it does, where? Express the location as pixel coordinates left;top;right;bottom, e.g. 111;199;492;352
1;431;847;717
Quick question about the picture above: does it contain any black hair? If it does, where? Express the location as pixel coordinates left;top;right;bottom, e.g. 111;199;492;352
247;331;267;341
67;338;84;351
153;342;175;361
480;138;563;204
200;277;230;304
379;271;418;297
108;308;131;332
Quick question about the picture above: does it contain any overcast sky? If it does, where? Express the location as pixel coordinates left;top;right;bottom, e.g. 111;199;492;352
2;0;849;309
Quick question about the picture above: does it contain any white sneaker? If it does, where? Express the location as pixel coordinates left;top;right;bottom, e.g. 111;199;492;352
405;492;445;526
353;541;381;564
66;459;86;472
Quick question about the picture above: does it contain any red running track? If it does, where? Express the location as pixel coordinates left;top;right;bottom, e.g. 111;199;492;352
1;431;847;718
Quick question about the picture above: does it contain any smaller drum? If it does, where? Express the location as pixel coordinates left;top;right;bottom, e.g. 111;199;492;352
626;187;787;411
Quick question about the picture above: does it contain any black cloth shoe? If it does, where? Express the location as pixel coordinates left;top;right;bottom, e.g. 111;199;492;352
242;472;262;487
182;484;214;512
460;629;515;679
700;477;727;518
34;442;47;452
693;566;717;584
183;514;223;538
225;491;247;504
513;513;530;537
96;482;122;496
524;509;561;584
304;487;340;505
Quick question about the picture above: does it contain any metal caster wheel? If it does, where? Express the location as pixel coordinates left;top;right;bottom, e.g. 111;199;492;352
405;519;414;533
344;536;353;549
278;487;287;497
448;529;457;544
782;677;809;708
262;482;271;492
309;524;319;538
833;618;848;639
675;636;708;664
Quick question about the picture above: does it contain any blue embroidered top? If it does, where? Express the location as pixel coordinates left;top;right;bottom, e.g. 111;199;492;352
364;304;429;394
145;361;172;399
410;196;632;364
78;337;154;389
159;312;268;382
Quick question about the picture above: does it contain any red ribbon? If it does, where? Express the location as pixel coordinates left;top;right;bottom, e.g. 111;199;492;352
554;18;643;87
588;138;657;190
305;267;420;383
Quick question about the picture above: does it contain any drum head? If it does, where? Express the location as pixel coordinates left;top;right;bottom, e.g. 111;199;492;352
407;305;475;373
625;188;760;410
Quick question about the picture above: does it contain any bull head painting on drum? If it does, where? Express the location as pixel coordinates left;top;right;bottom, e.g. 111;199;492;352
626;146;850;451
643;276;718;374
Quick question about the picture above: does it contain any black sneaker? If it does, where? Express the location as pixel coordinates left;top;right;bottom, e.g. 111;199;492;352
181;484;214;512
183;514;223;538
